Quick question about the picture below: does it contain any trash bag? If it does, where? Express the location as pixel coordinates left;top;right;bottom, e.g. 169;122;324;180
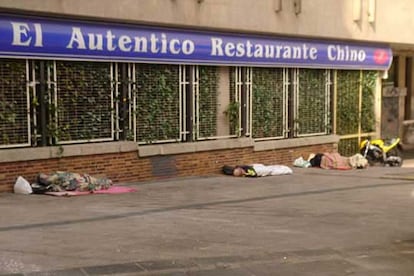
293;157;311;168
14;176;32;194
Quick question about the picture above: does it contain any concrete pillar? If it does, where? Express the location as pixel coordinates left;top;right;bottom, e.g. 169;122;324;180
407;58;414;120
398;56;407;139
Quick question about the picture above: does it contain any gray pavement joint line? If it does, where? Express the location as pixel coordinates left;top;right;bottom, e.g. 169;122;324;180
0;181;413;233
79;267;89;276
3;249;338;275
2;245;393;276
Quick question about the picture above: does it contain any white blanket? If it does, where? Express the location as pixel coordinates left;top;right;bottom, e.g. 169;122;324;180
251;164;293;177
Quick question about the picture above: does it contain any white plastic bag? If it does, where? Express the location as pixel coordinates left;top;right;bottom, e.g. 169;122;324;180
293;157;311;168
14;176;33;194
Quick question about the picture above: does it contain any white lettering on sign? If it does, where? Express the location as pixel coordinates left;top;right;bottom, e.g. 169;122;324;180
210;37;318;60
11;22;43;47
66;27;195;55
67;27;86;49
327;45;366;62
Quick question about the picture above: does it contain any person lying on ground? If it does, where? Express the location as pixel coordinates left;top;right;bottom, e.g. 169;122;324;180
307;152;368;170
223;164;293;177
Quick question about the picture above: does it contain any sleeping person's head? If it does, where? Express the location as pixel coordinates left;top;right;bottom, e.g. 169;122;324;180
233;167;246;177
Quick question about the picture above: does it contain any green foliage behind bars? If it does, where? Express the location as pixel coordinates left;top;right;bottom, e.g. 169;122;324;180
336;70;361;135
296;69;331;136
337;70;377;156
0;56;380;154
198;66;219;138
136;64;180;143
55;61;112;142
252;67;285;138
0;59;28;146
361;71;377;133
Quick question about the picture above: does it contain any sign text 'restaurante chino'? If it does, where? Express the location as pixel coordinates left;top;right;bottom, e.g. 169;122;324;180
0;15;392;70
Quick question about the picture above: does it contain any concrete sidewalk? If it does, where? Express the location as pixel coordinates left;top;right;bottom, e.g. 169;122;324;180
1;165;414;275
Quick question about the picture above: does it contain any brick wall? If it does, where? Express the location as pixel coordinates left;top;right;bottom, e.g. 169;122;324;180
0;143;333;193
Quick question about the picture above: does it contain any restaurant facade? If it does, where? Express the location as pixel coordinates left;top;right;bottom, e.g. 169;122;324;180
0;0;412;191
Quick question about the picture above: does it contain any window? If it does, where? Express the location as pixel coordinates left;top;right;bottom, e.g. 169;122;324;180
0;59;29;148
293;68;332;137
135;64;181;144
336;70;377;155
27;60;113;146
0;58;375;151
252;67;288;140
195;66;219;140
231;67;332;140
55;61;113;143
131;64;222;144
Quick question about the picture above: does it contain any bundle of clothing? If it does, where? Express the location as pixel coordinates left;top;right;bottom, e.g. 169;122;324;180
31;171;113;194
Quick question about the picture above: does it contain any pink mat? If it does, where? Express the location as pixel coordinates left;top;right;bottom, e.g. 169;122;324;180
44;185;137;197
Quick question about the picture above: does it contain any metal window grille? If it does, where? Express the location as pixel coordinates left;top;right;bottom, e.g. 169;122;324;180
111;63;121;140
0;57;378;153
195;66;220;140
27;60;59;146
55;61;113;143
111;63;136;141
190;66;198;140
336;70;377;156
28;60;38;146
179;64;190;141
135;64;181;144
0;59;30;148
129;64;137;141
229;67;252;137
252;67;288;140
293;68;331;137
27;60;52;147
229;68;240;136
245;67;253;137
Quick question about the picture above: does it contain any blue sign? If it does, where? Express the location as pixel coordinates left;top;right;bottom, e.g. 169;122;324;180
0;14;392;70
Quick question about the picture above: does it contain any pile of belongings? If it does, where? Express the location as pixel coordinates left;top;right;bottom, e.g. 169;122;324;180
31;171;113;194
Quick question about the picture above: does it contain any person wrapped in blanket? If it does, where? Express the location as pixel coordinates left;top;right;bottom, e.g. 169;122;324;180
308;152;368;170
222;164;292;177
31;171;113;194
